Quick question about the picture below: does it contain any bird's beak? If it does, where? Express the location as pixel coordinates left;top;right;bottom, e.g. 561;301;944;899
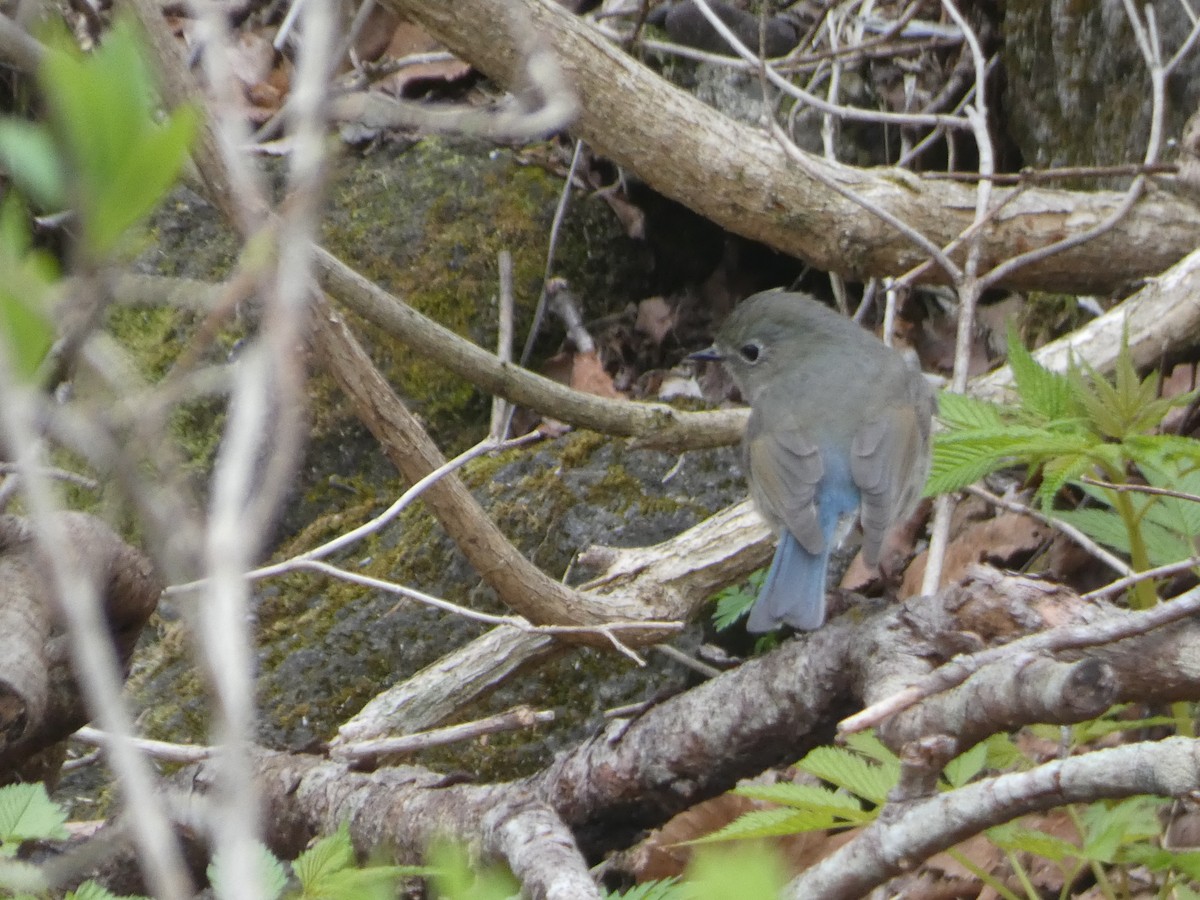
688;345;723;362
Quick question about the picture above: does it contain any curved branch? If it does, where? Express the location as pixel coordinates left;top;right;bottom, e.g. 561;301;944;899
790;737;1200;900
388;0;1200;296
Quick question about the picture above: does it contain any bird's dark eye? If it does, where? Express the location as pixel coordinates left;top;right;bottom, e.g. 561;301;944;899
739;341;762;363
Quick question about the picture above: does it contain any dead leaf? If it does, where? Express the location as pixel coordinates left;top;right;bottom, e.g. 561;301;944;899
570;350;622;398
594;184;646;239
901;512;1051;598
635;296;676;345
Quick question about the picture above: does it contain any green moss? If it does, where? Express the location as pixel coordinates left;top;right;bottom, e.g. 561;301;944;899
317;138;649;453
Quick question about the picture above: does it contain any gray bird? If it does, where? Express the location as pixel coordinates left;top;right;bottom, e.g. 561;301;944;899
692;290;935;632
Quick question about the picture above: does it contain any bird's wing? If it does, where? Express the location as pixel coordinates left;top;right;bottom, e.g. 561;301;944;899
851;404;926;567
745;411;825;554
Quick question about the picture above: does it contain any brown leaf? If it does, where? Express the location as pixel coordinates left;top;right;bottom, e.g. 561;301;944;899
570;350;622;398
635;296;676;346
900;512;1052;598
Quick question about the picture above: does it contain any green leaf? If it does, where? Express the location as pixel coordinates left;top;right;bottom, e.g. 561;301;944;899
89;104;197;254
0;196;57;381
0;119;65;209
1052;507;1134;556
842;730;900;768
688;806;851;843
206;841;288;900
300;865;420;900
980;733;1027;771
1007;328;1075;422
426;839;519;900
798;746;897;805
603;877;685;900
1126;844;1200;880
1078;797;1163;863
66;880;149;900
38;16;197;256
942;741;988;789
711;570;763;631
293;823;356;888
986;821;1079;863
935;391;1006;430
734;783;870;821
0;783;69;851
683;842;787;900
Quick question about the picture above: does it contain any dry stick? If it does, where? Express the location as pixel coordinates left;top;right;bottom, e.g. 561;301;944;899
73;726;218;764
492;249;515;439
167;432;543;596
313;245;748;450
790;736;1200;899
841;581;1200;735
926;163;1177;183
331;705;556;764
394;0;1200;296
1083;555;1200;601
305;291;674;634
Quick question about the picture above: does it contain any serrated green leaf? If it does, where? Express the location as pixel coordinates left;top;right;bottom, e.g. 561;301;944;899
1126;844;1200;880
798;746;896;805
711;570;762;631
1051;507;1133;555
842;730;900;768
301;864;421;900
206;841;287;900
980;733;1026;771
1037;453;1095;507
0;783;68;850
293;822;355;888
935;391;1007;430
734;782;869;818
1007;329;1075;422
687;807;847;844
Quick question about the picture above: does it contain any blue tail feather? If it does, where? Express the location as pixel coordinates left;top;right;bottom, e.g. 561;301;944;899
747;454;859;633
747;530;830;632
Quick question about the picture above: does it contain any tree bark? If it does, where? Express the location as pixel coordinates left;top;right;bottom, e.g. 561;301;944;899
387;0;1200;296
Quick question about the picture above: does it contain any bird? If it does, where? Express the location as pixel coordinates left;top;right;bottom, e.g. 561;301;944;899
691;290;935;632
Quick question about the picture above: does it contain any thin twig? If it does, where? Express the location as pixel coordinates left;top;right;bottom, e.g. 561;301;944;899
1083;555;1200;600
925;163;1178;183
73;726;218;764
519;138;586;368
297;558;682;666
1079;475;1200;506
165;431;544;596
